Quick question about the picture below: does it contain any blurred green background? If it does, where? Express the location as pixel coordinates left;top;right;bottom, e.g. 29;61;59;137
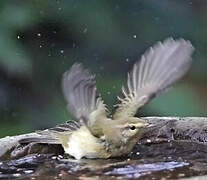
0;0;207;138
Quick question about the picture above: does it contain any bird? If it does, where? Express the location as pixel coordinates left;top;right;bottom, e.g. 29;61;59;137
19;38;194;159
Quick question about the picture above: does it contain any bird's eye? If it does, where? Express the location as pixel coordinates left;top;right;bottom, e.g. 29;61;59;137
129;125;136;130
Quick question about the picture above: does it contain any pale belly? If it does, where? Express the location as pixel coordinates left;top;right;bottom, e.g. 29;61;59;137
63;127;110;159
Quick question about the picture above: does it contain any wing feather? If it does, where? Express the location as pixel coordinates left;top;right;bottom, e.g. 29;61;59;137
113;38;194;119
62;63;108;135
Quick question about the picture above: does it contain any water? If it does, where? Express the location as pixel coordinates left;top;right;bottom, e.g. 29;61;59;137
1;140;207;179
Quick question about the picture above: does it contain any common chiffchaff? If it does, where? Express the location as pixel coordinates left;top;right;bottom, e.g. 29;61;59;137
20;38;194;159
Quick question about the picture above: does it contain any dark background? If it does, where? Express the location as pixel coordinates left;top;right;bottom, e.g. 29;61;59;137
0;0;207;138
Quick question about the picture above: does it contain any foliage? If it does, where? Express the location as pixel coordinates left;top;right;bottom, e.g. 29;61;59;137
0;0;207;137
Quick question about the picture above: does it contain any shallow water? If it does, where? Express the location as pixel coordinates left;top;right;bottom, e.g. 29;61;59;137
1;140;207;179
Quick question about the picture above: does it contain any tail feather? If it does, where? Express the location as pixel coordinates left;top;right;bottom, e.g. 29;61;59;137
19;121;80;145
19;136;60;144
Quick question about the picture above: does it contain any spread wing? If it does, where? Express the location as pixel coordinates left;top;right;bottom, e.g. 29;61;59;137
62;63;108;136
113;38;194;119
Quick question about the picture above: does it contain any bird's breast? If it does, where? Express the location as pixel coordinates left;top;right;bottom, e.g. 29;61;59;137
64;126;110;159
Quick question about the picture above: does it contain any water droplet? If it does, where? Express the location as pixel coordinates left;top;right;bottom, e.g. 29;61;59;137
24;170;34;174
13;173;21;177
51;156;57;160
58;155;63;159
83;28;88;33
40;10;44;15
147;139;151;143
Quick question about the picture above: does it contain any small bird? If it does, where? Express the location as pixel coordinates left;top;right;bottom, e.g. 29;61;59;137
19;38;194;159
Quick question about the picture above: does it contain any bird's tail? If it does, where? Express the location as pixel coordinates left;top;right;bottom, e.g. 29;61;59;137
19;133;60;144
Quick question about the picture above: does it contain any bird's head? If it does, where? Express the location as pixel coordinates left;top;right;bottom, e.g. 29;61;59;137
104;117;148;146
116;118;148;141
